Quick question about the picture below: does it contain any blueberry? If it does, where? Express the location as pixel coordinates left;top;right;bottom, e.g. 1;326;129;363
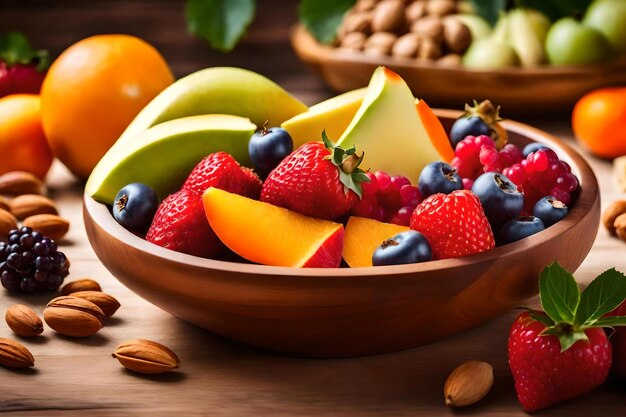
522;142;550;158
471;172;524;231
372;231;432;266
450;116;492;148
248;127;293;178
499;216;545;245
533;196;568;228
112;183;159;234
418;162;463;198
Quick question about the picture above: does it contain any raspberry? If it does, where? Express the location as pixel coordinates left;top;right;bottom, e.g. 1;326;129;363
0;227;69;293
349;171;422;226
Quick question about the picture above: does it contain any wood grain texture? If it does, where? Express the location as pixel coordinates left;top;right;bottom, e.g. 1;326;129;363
291;25;626;115
1;1;625;415
82;112;600;358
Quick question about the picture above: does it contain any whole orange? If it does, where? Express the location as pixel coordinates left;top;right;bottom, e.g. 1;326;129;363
572;87;626;159
0;94;53;179
40;34;174;179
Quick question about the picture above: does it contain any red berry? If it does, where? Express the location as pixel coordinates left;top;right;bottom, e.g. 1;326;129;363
351;199;374;218
182;152;262;199
506;164;526;186
550;187;571;205
555;172;578;193
479;147;498;166
146;189;223;258
372;206;386;222
389;206;413;226
410;190;495;259
362;172;379;196
529;150;549;172
508;312;611;412
400;185;421;206
390;175;411;192
375;171;392;193
462;178;474;190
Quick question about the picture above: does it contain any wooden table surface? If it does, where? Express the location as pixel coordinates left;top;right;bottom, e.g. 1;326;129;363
1;1;626;416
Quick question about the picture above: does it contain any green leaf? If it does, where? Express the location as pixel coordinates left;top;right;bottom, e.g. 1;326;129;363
593;316;626;328
185;0;256;52
542;326;589;352
576;268;626;327
469;0;508;26
299;0;356;44
516;0;593;21
0;32;48;70
539;262;581;325
528;309;555;327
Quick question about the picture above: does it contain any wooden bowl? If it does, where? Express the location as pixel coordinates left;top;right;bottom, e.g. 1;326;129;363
291;25;626;115
83;111;600;357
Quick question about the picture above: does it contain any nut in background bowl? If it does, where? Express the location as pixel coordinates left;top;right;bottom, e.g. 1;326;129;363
83;112;600;357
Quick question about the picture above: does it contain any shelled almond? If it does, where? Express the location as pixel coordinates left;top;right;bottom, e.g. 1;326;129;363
23;214;70;241
0;208;18;236
70;291;120;317
9;194;58;220
43;296;105;337
112;339;180;374
336;0;470;64
0;337;35;368
0;171;44;196
61;278;102;295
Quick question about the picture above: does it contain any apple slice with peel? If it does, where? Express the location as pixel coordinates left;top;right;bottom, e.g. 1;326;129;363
343;217;409;268
281;88;366;147
337;66;453;182
87;114;256;203
202;187;344;268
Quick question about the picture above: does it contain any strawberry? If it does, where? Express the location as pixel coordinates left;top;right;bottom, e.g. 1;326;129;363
508;263;626;412
182;152;262;199
606;300;626;379
260;132;368;220
409;190;494;259
146;188;223;258
0;32;48;98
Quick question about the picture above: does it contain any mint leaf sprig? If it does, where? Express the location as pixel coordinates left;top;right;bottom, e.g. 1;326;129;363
533;262;626;351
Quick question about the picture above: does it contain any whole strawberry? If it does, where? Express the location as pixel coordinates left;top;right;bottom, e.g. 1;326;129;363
182;152;261;198
409;190;494;259
261;131;368;220
509;263;626;412
0;32;48;98
147;152;261;258
606;300;626;379
146;188;222;258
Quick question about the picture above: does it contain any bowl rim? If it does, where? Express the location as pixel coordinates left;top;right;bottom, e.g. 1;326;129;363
83;109;599;279
291;24;626;77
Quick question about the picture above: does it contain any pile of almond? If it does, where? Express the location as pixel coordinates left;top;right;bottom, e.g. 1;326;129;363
0;171;70;240
0;261;179;374
336;0;471;65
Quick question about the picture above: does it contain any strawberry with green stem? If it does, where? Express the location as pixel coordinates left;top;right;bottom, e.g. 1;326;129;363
508;262;626;412
0;32;49;98
261;130;370;220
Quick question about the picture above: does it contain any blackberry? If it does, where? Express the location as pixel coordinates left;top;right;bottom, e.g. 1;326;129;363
0;226;69;293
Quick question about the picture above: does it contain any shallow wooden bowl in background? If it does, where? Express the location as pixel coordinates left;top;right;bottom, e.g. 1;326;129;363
83;110;600;358
291;25;626;115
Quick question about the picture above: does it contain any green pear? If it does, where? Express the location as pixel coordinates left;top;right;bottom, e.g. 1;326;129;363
546;17;614;65
86;115;256;203
584;0;626;54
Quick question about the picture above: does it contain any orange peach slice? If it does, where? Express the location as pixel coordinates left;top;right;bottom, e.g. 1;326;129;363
343;217;409;268
202;187;344;268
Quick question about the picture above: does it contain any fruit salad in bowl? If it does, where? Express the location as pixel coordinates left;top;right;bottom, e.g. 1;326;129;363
83;66;599;357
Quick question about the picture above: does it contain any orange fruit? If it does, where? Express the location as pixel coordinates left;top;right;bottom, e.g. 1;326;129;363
40;34;174;179
0;94;53;179
572;87;626;159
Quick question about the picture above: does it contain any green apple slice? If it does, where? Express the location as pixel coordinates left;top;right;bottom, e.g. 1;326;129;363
337;67;443;183
86;114;256;203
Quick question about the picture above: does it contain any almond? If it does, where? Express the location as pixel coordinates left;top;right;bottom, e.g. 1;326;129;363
444;361;494;408
0;195;9;212
9;194;58;220
113;339;180;374
0;337;34;368
61;278;102;295
70;291;120;317
0;208;18;237
371;0;406;33
0;171;43;196
5;304;44;337
602;200;626;235
23;214;70;241
44;296;105;337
